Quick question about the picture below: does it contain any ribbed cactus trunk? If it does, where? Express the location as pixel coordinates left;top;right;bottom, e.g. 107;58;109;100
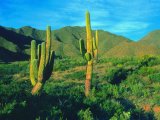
30;26;55;95
85;11;93;97
79;11;94;97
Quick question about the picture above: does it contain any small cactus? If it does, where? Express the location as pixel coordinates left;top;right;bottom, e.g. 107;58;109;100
30;26;55;95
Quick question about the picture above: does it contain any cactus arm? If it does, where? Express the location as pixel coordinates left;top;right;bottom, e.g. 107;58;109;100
31;40;36;60
49;51;55;74
46;26;51;66
92;37;97;58
96;30;98;49
37;44;41;65
95;30;98;60
86;11;93;56
38;42;46;83
93;37;96;50
32;42;46;95
33;59;38;80
79;39;86;57
30;40;37;86
45;50;55;80
30;63;36;86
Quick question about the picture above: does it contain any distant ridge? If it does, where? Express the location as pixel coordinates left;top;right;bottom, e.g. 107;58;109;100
0;25;160;61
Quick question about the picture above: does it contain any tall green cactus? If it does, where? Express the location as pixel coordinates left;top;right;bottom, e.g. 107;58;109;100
79;11;93;97
30;26;55;95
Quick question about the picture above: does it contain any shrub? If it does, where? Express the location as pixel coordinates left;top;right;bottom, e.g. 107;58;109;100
78;108;94;120
50;106;63;119
138;55;156;68
110;111;131;120
99;99;125;119
0;101;16;115
105;67;127;84
138;67;157;76
148;73;160;82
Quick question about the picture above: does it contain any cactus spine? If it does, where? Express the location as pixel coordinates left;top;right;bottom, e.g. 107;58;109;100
30;26;55;95
79;11;93;97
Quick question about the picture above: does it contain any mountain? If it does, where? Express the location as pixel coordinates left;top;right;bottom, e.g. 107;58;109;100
8;26;46;41
138;30;160;48
105;42;160;57
1;25;160;62
0;25;132;62
0;26;33;62
101;29;160;57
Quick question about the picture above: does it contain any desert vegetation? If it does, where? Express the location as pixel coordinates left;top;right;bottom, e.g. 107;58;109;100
1;56;160;119
0;5;160;120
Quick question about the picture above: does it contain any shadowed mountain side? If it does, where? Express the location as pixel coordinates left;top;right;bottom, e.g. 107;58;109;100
0;26;33;49
0;47;29;62
0;36;20;53
0;26;42;61
8;26;46;41
104;42;160;57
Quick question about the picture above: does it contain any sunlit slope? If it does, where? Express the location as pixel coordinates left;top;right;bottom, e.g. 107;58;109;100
105;42;160;57
1;25;160;61
139;30;160;48
0;26;132;61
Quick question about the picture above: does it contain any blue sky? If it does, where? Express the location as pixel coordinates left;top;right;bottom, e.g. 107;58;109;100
0;0;160;41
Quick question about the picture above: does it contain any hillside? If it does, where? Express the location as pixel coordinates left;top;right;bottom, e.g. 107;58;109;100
138;30;160;48
0;26;33;62
0;26;132;61
1;26;160;62
105;42;160;57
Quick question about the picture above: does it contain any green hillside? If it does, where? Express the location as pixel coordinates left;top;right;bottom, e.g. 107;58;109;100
1;25;160;62
0;26;132;61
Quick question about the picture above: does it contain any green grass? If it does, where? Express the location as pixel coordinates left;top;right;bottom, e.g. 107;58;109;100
0;56;160;119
